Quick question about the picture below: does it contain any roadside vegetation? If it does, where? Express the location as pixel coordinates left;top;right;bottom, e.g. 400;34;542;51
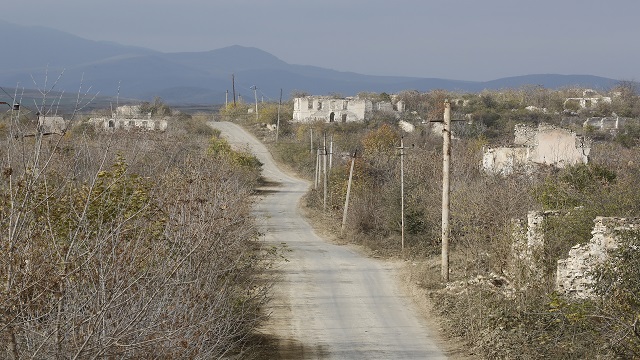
227;83;640;359
1;88;273;359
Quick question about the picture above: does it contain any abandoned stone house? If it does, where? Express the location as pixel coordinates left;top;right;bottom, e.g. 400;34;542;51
511;211;639;299
292;96;403;123
583;116;630;133
564;89;611;110
483;123;591;175
90;117;168;131
89;105;168;131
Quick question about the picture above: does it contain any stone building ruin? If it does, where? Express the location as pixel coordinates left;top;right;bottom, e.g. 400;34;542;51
510;211;640;299
556;216;639;298
483;123;591;175
510;210;560;284
583;116;631;133
292;96;404;123
89;105;168;131
38;115;67;134
563;89;612;110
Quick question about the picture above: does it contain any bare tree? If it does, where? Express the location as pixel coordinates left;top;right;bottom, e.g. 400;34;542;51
1;75;271;359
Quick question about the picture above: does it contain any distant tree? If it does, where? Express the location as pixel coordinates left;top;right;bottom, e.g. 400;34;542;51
396;90;427;113
611;81;640;117
361;123;400;157
379;92;392;103
139;96;172;117
218;102;250;121
290;90;310;98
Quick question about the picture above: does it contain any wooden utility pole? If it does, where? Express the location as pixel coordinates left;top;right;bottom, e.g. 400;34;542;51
399;136;405;251
341;150;357;235
441;100;451;281
315;148;321;189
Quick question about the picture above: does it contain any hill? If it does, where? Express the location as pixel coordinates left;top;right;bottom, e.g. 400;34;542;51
0;20;623;105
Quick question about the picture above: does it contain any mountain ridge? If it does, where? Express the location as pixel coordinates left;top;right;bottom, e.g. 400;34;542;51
0;19;624;105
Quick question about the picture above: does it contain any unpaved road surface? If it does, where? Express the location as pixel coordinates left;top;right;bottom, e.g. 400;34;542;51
211;122;446;359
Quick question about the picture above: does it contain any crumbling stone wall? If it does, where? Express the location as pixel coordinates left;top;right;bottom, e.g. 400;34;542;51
38;115;67;134
116;105;142;117
513;124;539;146
556;217;640;298
583;116;629;133
292;96;402;123
510;213;640;298
532;124;590;167
482;147;531;176
292;96;371;123
484;123;591;175
88;117;168;131
509;210;558;285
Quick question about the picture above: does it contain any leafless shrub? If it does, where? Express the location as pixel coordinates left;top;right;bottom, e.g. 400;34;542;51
1;79;270;359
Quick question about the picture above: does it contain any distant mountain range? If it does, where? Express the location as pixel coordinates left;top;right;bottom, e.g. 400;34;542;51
0;19;624;106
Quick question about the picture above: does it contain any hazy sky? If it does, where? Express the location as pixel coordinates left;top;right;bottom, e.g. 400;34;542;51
2;0;639;81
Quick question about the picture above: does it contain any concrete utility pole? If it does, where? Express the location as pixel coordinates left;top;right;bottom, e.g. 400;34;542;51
323;133;328;212
231;74;236;106
276;88;282;143
441;100;451;281
398;136;406;251
341;150;357;235
315;148;321;189
251;85;258;121
328;135;334;171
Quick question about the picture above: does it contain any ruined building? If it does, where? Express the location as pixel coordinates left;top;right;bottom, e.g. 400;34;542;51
89;105;168;131
511;211;640;298
483;123;591;175
563;89;611;110
556;217;640;298
292;96;403;123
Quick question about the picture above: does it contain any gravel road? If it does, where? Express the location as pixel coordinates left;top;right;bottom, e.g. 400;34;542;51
210;121;446;359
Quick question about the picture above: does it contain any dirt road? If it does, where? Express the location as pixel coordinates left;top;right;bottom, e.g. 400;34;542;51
210;122;446;359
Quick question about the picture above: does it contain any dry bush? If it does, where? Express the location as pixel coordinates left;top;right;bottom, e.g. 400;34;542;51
271;89;640;358
1;97;270;358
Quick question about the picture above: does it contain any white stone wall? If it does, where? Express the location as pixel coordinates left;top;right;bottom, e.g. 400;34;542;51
584;116;629;132
510;212;640;298
483;123;591;174
509;210;558;283
531;125;590;167
482;147;531;175
89;117;168;131
292;96;395;123
38;115;67;134
563;96;611;109
115;105;142;117
556;217;640;298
